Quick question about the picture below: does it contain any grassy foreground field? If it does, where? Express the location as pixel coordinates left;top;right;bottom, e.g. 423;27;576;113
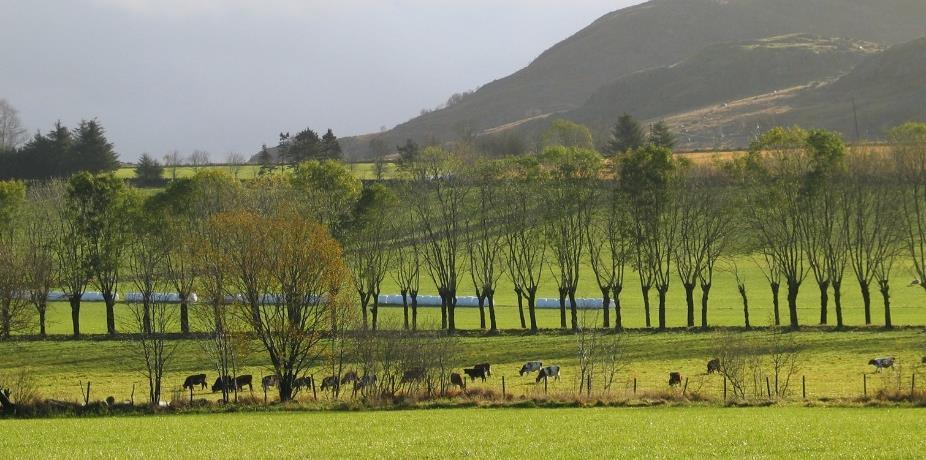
1;407;923;458
2;329;924;403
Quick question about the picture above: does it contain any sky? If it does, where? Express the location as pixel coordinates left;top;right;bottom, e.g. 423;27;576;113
0;0;642;161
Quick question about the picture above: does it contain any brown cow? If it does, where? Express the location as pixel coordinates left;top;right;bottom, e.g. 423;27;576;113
707;359;721;375
450;373;466;390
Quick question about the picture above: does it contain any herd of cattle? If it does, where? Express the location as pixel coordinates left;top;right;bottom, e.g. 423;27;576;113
180;356;920;398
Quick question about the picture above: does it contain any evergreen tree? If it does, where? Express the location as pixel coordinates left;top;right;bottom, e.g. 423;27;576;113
606;113;645;155
322;129;342;160
72;119;119;173
649;120;676;150
135;153;164;186
397;139;420;166
257;144;275;175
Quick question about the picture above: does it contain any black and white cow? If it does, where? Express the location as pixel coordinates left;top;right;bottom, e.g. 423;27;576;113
669;372;682;387
868;357;895;372
463;367;488;382
321;376;340;391
536;366;561;384
262;375;279;391
474;363;491;377
353;375;377;396
341;371;360;386
519;361;543;377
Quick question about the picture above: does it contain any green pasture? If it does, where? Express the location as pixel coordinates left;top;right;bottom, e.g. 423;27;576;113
2;329;923;403
1;407;923;458
115;162;397;182
27;255;926;337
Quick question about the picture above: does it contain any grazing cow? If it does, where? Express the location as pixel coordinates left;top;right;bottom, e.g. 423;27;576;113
321;376;340;391
519;361;543;377
450;373;466;390
262;375;279;391
536;366;561;384
463;367;488;382
341;371;360;385
353;375;377;396
401;368;427;384
669;372;682;387
211;375;234;393
474;363;492;377
293;377;312;392
868;357;895;372
235;375;254;391
707;359;721;375
183;374;207;391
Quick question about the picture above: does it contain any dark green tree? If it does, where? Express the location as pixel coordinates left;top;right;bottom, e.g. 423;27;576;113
72;119;119;173
649;121;676;150
257;144;274;175
135;154;164;186
397;139;420;166
322;129;342;160
607;114;645;155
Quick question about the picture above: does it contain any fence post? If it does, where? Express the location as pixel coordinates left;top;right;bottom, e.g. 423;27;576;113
131;384;135;405
863;374;867;397
682;378;689;396
633;378;637;395
912;374;916;396
587;375;592;397
311;375;317;401
190;386;194;403
263;382;267;404
723;377;727;402
802;376;806;399
502;376;506;400
544;377;548;395
765;376;771;399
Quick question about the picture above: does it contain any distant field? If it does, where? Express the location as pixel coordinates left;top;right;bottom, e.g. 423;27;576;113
1;407;923;458
115;162;398;181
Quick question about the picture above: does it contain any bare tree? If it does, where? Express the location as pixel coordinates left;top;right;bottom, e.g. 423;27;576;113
0;99;27;150
892;124;926;301
346;185;394;331
467;162;506;332
502;161;547;332
126;296;178;406
586;183;631;329
163;150;182;180
392;227;421;331
226;152;246;179
188;150;211;167
23;186;58;337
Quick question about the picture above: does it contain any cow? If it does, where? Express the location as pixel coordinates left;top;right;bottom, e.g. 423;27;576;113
519;361;543;377
295;377;313;390
868;357;895;372
669;372;682;387
474;363;492;377
450;373;466;390
463;367;488;382
922;356;926;364
707;359;721;375
536;366;561;384
401;368;427;384
262;375;279;391
341;371;360;386
182;374;207;391
353;375;377;396
321;376;340;392
235;375;253;391
211;375;234;393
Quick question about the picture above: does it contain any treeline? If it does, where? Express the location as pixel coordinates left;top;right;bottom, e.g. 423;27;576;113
2;123;926;341
0;120;120;180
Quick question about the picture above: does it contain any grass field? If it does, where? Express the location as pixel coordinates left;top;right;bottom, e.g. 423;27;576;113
1;407;923;458
115;163;398;182
2;329;923;403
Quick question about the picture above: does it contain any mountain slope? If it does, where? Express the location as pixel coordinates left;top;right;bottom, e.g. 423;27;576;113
343;0;926;157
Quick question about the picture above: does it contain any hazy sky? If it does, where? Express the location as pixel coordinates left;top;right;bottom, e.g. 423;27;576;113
1;0;642;161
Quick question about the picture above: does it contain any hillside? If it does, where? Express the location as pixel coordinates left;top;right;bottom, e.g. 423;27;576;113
342;0;926;158
657;37;926;147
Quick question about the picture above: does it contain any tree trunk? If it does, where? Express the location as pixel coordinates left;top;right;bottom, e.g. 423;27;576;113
771;282;781;326
401;289;409;331
833;280;844;329
738;285;750;329
477;292;486;330
600;287;611;329
569;288;578;332
371;295;380;331
527;287;538;333
879;280;892;329
411;291;418;332
859;280;872;325
180;296;190;335
641;284;652;329
104;293;116;336
786;279;800;330
447;291;457;333
439;289;447;330
700;282;711;329
279;378;294;402
613;285;623;331
0;301;9;339
684;282;696;328
515;288;526;329
657;287;667;331
558;287;567;329
69;295;81;337
38;305;46;337
487;289;498;333
359;292;369;330
817;280;830;325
